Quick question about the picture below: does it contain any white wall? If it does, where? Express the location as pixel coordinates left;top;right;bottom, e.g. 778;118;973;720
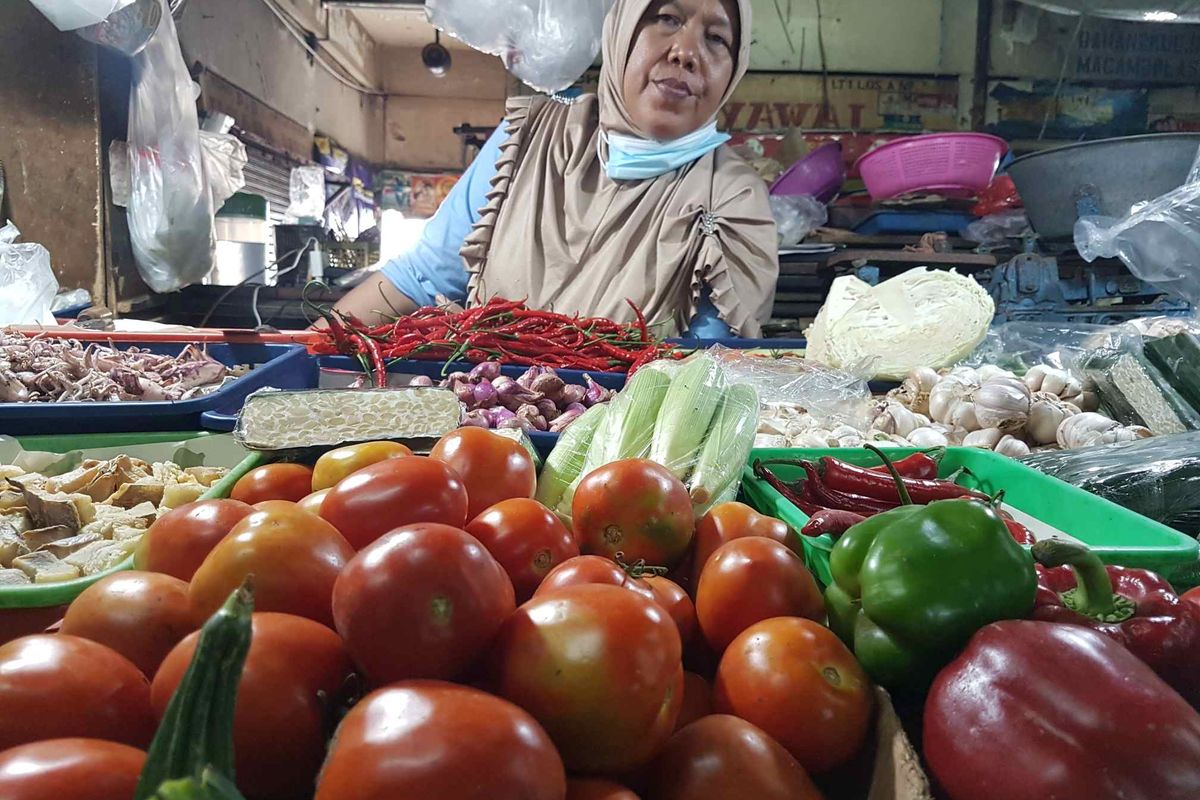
176;0;386;161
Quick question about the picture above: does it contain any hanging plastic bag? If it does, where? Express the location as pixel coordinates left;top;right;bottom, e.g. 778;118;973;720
1076;146;1200;306
283;166;326;223
126;0;215;292
426;0;614;94
0;222;59;326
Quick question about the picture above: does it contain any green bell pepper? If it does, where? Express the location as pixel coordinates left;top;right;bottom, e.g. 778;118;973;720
823;447;1037;691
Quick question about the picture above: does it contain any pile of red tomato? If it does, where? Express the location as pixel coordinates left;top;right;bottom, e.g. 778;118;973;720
0;428;876;800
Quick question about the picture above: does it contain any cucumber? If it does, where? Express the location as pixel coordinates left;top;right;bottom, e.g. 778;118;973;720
135;582;254;800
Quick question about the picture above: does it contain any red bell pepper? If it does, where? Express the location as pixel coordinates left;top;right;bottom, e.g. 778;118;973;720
925;619;1200;800
1031;539;1200;707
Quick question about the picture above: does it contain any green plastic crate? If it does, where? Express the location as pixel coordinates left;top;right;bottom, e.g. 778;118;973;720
741;447;1200;588
0;431;237;612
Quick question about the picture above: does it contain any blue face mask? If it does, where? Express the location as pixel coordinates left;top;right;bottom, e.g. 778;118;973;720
601;123;731;181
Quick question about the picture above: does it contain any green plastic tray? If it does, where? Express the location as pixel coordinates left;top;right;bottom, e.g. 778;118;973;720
0;431;228;610
741;447;1200;588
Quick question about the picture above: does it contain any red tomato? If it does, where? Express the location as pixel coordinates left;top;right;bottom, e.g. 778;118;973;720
491;583;683;774
647;715;823;800
297;488;330;515
466;498;579;602
189;500;354;628
695;538;824;653
311;441;412;491
567;778;641;800
0;739;146;800
714;618;872;773
60;571;198;678
645;576;698;646
153;612;354;800
320;457;469;550
430;428;538;520
534;555;656;604
230;463;315;504
1183;586;1200;612
333;523;515;686
0;635;154;751
135;498;253;581
675;671;713;732
314;681;566;800
691;503;793;591
573;459;694;567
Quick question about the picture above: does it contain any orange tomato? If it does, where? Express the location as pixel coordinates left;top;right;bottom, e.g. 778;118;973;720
695;537;823;653
691;502;793;591
430;428;537;521
310;441;412;491
713;617;872;773
60;571;198;678
189;500;354;627
230;463;314;504
297;488;330;515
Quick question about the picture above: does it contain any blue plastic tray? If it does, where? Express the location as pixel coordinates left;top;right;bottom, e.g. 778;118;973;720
0;342;315;436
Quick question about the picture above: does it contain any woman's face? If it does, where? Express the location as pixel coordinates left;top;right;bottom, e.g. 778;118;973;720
621;0;739;141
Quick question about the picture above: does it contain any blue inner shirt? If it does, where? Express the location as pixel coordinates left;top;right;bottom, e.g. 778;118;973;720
380;123;734;339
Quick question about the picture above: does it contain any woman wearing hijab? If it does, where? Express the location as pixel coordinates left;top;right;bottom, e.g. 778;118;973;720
333;0;777;338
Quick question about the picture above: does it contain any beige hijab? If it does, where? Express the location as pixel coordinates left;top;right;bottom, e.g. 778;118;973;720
460;0;778;337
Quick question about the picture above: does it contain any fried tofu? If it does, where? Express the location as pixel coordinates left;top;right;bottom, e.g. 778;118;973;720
0;568;31;585
22;489;82;531
38;531;103;558
21;525;74;550
105;481;164;509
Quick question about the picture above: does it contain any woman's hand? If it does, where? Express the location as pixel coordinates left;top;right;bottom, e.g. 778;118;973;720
310;274;418;330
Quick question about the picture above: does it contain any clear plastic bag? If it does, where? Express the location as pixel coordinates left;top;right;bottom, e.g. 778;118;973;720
199;131;247;211
705;345;873;431
1023;432;1200;537
964;210;1029;249
426;0;614;94
0;222;59;326
284;166;326;223
1076;146;1200;306
538;354;761;523
770;195;827;247
27;0;138;30
964;320;1131;373
126;0;215;292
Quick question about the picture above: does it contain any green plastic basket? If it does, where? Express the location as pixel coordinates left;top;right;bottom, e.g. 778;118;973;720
741;447;1200;588
0;431;230;612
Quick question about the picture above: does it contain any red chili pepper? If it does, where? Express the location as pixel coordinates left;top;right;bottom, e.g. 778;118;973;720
799;462;900;515
801;509;867;540
1005;518;1036;546
817;456;988;505
753;461;824;516
867;449;944;480
355;330;388;388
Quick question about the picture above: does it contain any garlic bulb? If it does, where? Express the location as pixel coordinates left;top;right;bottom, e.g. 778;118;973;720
963;427;1003;449
754;433;788;448
1023;365;1048;392
794;431;832;448
1057;412;1122;449
994;435;1031;458
1060;376;1083;402
1040;367;1070;397
1094;425;1153;445
973;376;1031;432
930;371;980;425
977;365;1016;383
894;367;940;415
871;399;929;438
1027;393;1080;445
906;426;950;448
948;400;979;432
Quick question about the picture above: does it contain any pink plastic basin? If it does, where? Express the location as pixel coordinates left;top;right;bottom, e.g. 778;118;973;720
770;142;845;202
855;133;1008;201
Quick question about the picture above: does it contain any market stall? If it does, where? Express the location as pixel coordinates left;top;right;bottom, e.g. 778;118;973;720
6;0;1200;798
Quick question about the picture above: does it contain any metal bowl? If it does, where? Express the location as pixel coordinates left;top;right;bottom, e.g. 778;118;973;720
1008;133;1200;242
